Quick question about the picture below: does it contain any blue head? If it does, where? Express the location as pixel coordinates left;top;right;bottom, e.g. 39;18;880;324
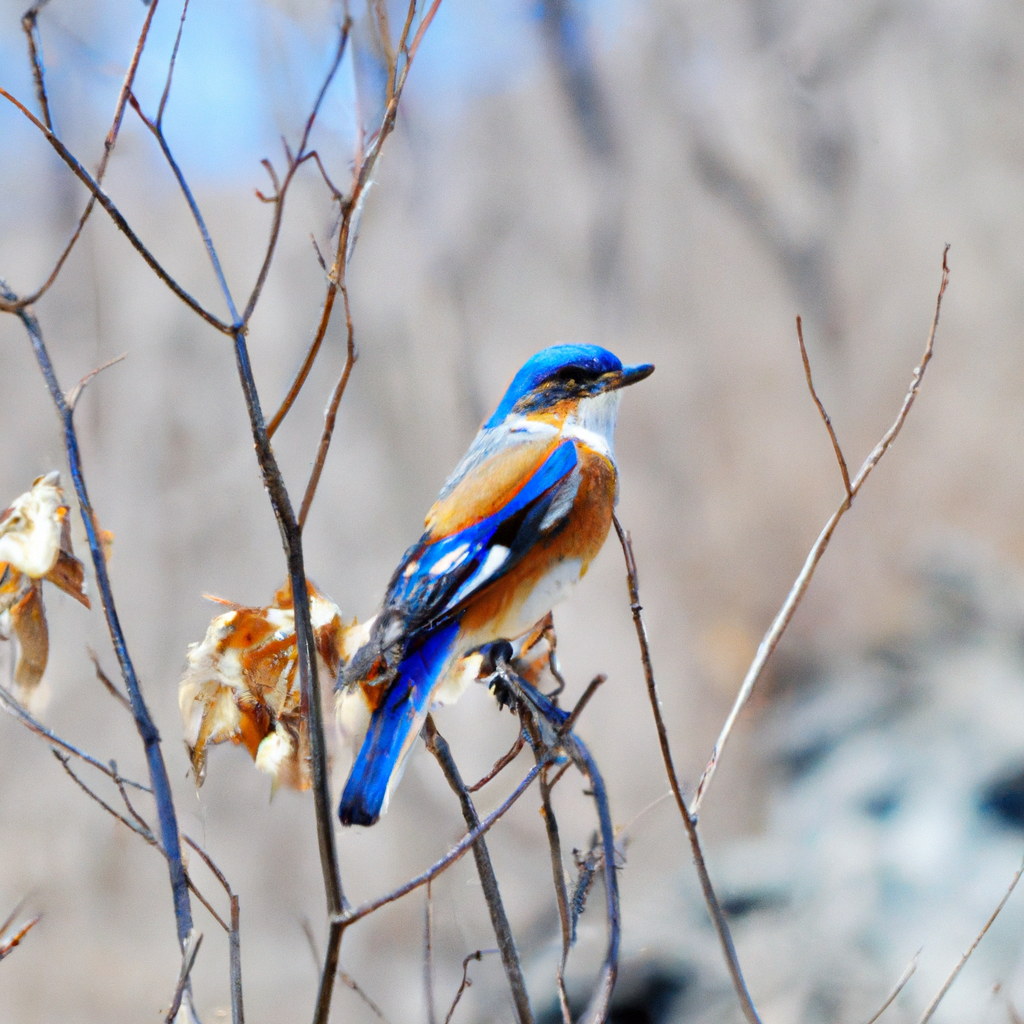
484;345;654;429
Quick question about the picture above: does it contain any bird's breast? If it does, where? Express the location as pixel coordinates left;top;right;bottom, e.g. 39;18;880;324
458;443;617;645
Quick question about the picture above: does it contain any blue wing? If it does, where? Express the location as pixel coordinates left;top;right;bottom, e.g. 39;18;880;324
387;438;579;624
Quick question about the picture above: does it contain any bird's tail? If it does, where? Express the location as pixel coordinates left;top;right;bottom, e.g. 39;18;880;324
338;621;460;827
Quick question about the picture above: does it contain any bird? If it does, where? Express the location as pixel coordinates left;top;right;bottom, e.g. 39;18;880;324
335;344;653;826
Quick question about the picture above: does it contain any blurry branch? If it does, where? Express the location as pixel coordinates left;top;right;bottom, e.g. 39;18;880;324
2;0;160;312
88;646;132;713
166;930;203;1024
862;950;920;1024
797;315;850;494
21;0;52;131
425;718;534;1024
692;244;950;816
445;950;493;1024
0;293;196;954
613;517;762;1024
338;969;393;1024
425;881;436;1024
65;354;126;413
915;855;1024;1024
0;898;40;962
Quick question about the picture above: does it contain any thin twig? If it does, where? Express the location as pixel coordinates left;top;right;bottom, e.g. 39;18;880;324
560;674;605;735
425;880;437;1024
0;681;149;791
21;1;53;130
0;98;229;332
613;517;762;1024
862;950;920;1024
242;19;351;326
156;0;189;129
486;653;620;1024
916;856;1024;1024
338;969;393;1024
469;732;526;792
298;283;358;528
165;930;203;1023
538;764;573;1024
3;0;160;310
692;246;950;815
89;647;133;712
66;354;126;412
337;761;546;929
2;291;195;952
444;951;494;1024
796;314;850;495
426;717;534;1024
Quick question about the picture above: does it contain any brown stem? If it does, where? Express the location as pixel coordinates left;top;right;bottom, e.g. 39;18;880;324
425;718;535;1024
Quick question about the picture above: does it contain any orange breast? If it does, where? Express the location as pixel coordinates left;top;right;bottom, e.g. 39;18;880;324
457;444;617;645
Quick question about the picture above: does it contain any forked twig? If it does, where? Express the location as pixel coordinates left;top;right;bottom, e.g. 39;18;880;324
797;314;850;495
692;245;950;816
21;1;53;130
916;856;1024;1024
165;930;203;1023
613;517;762;1024
2;0;161;312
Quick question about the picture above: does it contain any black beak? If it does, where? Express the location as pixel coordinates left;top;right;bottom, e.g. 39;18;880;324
604;363;654;391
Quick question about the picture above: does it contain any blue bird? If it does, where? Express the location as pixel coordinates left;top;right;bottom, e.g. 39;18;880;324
335;344;653;826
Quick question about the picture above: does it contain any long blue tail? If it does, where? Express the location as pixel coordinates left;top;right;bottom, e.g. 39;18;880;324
338;621;460;826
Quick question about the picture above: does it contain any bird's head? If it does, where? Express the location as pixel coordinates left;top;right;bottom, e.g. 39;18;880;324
484;345;654;429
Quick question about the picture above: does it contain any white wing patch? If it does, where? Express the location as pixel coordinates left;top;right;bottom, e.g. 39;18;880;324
445;544;510;610
428;542;470;576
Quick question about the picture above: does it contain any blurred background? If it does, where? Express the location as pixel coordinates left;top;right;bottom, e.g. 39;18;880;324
3;0;1024;1021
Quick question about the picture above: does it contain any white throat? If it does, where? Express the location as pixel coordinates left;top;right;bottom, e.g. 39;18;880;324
563;389;621;458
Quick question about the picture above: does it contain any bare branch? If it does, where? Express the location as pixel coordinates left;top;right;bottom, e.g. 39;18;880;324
165;930;203;1024
797;314;850;495
612;517;762;1024
21;1;53;130
337;761;546;929
298;284;358;529
444;951;494;1024
0;681;149;791
916;856;1024;1024
66;354;126;413
425;880;437;1024
425;717;535;1024
692;246;950;816
5;0;160;309
0;100;229;331
338;969;392;1024
862;950;920;1024
88;647;133;713
468;732;526;792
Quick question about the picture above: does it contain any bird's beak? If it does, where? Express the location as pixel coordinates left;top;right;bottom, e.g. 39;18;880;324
603;363;654;391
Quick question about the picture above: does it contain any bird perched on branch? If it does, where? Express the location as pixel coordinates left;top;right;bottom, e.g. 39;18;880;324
336;345;653;826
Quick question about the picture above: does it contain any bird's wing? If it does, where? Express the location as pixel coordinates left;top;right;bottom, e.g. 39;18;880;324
391;436;580;627
342;437;580;690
